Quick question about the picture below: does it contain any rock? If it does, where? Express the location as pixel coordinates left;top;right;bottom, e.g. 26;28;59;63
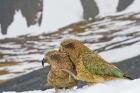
80;0;99;20
117;0;134;12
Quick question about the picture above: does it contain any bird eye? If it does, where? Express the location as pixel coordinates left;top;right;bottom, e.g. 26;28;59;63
64;43;74;49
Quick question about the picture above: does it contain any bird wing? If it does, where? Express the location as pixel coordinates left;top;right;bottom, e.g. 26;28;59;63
81;53;124;78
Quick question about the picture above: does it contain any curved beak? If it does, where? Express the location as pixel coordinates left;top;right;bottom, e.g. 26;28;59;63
42;58;45;68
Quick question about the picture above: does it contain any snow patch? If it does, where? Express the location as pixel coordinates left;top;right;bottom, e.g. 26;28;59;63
100;42;140;63
95;0;119;16
3;79;140;93
44;0;83;32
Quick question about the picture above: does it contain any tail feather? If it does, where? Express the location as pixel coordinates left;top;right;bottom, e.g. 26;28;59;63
123;74;134;80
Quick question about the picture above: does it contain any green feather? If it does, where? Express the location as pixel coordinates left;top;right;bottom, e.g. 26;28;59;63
111;68;123;78
81;52;124;78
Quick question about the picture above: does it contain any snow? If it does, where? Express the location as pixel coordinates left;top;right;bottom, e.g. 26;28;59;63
95;0;119;16
100;42;140;62
0;43;21;49
44;0;83;31
3;79;140;93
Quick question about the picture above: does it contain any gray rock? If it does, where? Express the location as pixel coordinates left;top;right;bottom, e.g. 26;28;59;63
80;0;99;20
117;0;134;12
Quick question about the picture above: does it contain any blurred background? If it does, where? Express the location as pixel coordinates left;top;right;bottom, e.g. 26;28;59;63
0;0;140;91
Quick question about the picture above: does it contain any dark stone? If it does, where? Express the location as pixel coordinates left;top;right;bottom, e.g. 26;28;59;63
0;0;15;35
117;0;134;12
0;0;43;35
80;0;99;20
114;55;140;79
0;66;51;92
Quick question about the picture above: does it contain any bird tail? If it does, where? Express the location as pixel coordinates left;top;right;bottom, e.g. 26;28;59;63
123;74;134;80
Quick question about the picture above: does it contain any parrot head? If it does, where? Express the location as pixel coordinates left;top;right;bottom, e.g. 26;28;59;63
44;50;61;64
59;39;91;57
42;50;68;67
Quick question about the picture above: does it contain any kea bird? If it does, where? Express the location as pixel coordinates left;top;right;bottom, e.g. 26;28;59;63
59;39;133;84
42;50;77;92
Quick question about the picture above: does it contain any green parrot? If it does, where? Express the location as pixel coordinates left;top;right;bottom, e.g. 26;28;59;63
59;39;133;83
42;50;77;93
